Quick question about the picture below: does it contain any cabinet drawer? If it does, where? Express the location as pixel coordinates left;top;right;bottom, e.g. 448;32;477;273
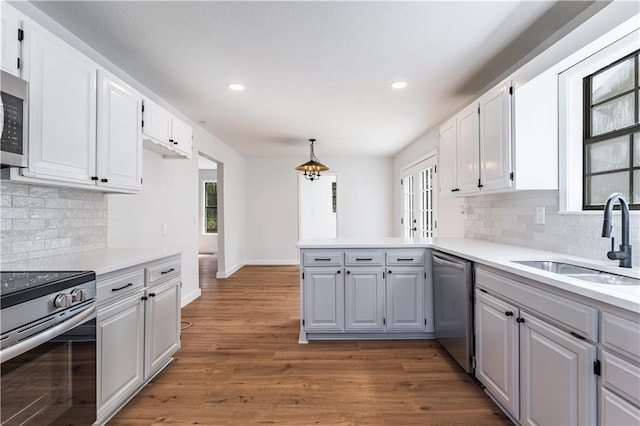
475;267;598;341
602;312;640;363
600;388;640;426
602;350;640;406
345;251;385;266
97;269;144;304
302;251;343;267
386;250;425;266
146;258;181;285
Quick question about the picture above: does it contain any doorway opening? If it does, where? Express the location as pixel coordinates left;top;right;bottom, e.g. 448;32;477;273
401;154;438;238
298;173;339;240
198;153;222;278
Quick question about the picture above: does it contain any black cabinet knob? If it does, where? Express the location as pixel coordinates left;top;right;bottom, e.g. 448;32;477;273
91;176;98;181
516;317;525;323
505;311;514;317
149;292;156;297
101;178;108;183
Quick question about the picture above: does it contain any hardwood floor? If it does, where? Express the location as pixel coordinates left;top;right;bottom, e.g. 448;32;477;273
109;258;510;425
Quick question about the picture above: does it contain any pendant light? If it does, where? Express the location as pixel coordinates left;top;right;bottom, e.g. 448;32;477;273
295;138;329;181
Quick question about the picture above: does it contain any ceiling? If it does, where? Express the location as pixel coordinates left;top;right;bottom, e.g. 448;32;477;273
30;1;600;158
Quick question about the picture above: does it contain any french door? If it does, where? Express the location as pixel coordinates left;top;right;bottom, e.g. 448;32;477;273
401;155;437;238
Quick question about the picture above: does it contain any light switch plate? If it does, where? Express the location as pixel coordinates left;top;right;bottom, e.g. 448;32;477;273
535;207;545;225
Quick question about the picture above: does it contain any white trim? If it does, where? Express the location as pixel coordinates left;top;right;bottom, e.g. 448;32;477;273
181;288;201;308
245;259;299;265
401;149;438;172
558;27;640;212
216;261;245;279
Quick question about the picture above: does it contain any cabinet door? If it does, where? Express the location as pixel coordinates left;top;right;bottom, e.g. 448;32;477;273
480;81;512;191
385;267;424;331
303;267;344;332
97;292;145;422
520;312;597;426
24;23;97;184
345;267;384;331
439;116;458;195
142;99;172;144
475;290;520;419
1;4;21;77
97;71;142;191
456;102;480;194
144;278;181;379
600;388;640;426
171;117;193;158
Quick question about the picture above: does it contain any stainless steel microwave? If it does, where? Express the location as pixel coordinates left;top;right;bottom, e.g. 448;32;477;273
1;70;28;168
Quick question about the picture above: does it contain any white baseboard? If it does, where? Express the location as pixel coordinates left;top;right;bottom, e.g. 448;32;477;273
216;261;245;278
181;288;201;307
245;259;299;265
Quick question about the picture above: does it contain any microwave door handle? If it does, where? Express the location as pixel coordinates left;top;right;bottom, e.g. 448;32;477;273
0;304;95;364
0;96;4;137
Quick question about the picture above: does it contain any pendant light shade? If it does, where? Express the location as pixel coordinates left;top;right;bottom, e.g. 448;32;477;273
295;139;329;181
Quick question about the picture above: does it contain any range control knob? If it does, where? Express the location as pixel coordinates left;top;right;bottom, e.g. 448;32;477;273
71;288;87;303
53;293;72;308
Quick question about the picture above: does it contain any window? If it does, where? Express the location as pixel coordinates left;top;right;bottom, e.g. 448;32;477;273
583;49;640;209
401;154;437;238
204;181;218;233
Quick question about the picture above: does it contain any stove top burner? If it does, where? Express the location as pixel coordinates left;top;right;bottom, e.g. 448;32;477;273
1;271;96;309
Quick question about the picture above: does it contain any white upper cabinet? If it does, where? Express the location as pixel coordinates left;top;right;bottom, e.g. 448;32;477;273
142;99;192;159
23;22;97;184
1;4;22;77
456;103;481;195
97;71;143;191
479;81;513;191
439;117;458;194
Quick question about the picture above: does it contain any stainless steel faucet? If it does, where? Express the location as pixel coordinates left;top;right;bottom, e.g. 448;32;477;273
602;192;632;268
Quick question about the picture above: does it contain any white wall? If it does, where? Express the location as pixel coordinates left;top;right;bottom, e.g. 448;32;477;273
198;169;218;254
392;128;466;239
244;156;393;264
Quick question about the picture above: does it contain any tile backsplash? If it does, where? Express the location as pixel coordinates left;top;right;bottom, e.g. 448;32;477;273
464;190;640;266
1;181;107;266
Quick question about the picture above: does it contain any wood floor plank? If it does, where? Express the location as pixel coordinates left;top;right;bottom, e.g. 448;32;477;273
109;256;510;425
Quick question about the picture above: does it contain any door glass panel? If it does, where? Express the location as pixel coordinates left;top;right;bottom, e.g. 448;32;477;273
418;166;434;238
633;133;640;166
591;93;634;136
586;171;629;206
634;170;640;204
402;174;414;238
585;135;629;173
591;57;634;104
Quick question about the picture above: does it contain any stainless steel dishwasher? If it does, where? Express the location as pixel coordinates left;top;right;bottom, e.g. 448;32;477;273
432;251;473;373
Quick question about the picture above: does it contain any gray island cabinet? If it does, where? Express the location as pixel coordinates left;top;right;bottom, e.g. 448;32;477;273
297;241;433;343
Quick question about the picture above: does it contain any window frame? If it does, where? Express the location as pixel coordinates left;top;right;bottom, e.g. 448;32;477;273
203;180;218;234
582;49;640;210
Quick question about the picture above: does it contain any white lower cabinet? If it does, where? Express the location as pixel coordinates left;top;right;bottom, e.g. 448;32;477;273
96;254;181;425
475;267;598;426
97;290;145;422
144;277;181;378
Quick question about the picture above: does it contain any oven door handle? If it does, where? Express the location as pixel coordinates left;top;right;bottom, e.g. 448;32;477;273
0;304;96;364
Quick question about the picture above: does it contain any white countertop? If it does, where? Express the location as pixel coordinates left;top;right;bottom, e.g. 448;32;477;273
1;248;181;276
298;237;640;313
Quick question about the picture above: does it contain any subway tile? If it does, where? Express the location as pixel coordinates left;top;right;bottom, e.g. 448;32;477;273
12;196;46;208
1;207;29;219
59;188;106;202
12;240;45;254
0;182;29;196
0;219;12;230
12;219;45;230
0;194;12;207
29;186;59;198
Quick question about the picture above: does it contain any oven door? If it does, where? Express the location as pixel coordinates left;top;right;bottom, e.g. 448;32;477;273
0;306;96;426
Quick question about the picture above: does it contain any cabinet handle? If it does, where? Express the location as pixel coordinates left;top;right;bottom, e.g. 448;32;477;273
112;282;134;292
174;141;179;145
346;270;351;274
355;258;373;261
169;139;174;143
451;188;460;192
505;311;514;317
516;317;525;323
337;270;341;274
397;258;414;261
160;268;176;275
149;293;156;297
388;270;393;274
314;258;331;261
90;176;99;181
101;178;108;183
141;296;148;301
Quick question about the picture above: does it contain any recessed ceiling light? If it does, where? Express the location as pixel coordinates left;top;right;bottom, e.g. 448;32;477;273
391;81;408;89
227;83;245;91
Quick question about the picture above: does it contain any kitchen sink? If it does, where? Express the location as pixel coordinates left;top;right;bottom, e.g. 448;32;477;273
512;260;640;286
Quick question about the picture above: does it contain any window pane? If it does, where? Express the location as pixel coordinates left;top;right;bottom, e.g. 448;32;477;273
634;170;640;204
591;93;635;136
633;133;640;166
591;57;634;104
586;136;629;173
586;171;629;206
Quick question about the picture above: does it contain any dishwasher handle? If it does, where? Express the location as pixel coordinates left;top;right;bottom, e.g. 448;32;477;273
432;254;465;270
